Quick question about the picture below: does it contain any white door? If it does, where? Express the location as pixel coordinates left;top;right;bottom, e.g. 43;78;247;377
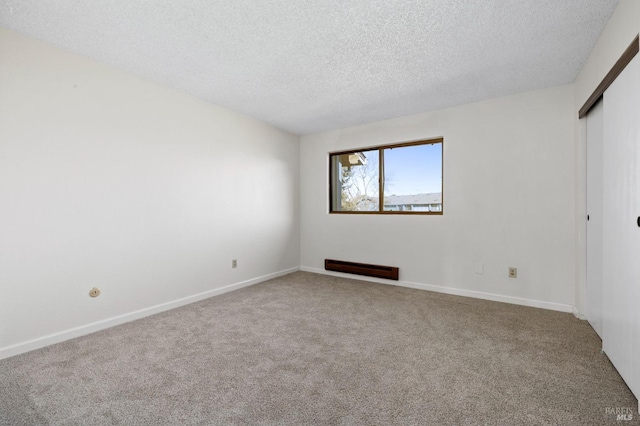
602;55;640;400
586;99;604;339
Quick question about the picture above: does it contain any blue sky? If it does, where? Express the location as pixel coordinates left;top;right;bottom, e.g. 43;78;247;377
383;143;442;195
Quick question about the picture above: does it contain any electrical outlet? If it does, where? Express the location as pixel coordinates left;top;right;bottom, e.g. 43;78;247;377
508;267;517;278
89;287;101;298
232;259;237;268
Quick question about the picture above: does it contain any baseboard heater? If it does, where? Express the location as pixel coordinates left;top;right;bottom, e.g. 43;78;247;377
324;259;399;281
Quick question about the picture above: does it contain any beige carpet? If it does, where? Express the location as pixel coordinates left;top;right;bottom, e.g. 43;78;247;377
1;272;638;425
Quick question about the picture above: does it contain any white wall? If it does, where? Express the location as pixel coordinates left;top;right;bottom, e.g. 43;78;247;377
300;85;576;311
573;0;640;315
0;28;300;358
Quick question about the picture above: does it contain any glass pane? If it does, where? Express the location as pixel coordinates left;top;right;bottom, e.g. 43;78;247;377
383;143;442;212
331;149;379;211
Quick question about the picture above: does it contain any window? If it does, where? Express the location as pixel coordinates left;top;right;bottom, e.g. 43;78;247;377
329;138;443;214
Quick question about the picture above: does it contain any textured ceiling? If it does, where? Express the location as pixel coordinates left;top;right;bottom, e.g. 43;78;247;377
0;0;620;135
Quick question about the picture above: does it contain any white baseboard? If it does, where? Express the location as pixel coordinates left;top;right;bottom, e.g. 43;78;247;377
572;306;586;319
0;267;299;361
300;266;574;314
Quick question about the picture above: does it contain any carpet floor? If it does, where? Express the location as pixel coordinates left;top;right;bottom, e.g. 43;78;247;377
1;272;638;425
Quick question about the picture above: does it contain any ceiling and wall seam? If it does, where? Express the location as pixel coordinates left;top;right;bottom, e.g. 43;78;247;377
0;1;620;134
